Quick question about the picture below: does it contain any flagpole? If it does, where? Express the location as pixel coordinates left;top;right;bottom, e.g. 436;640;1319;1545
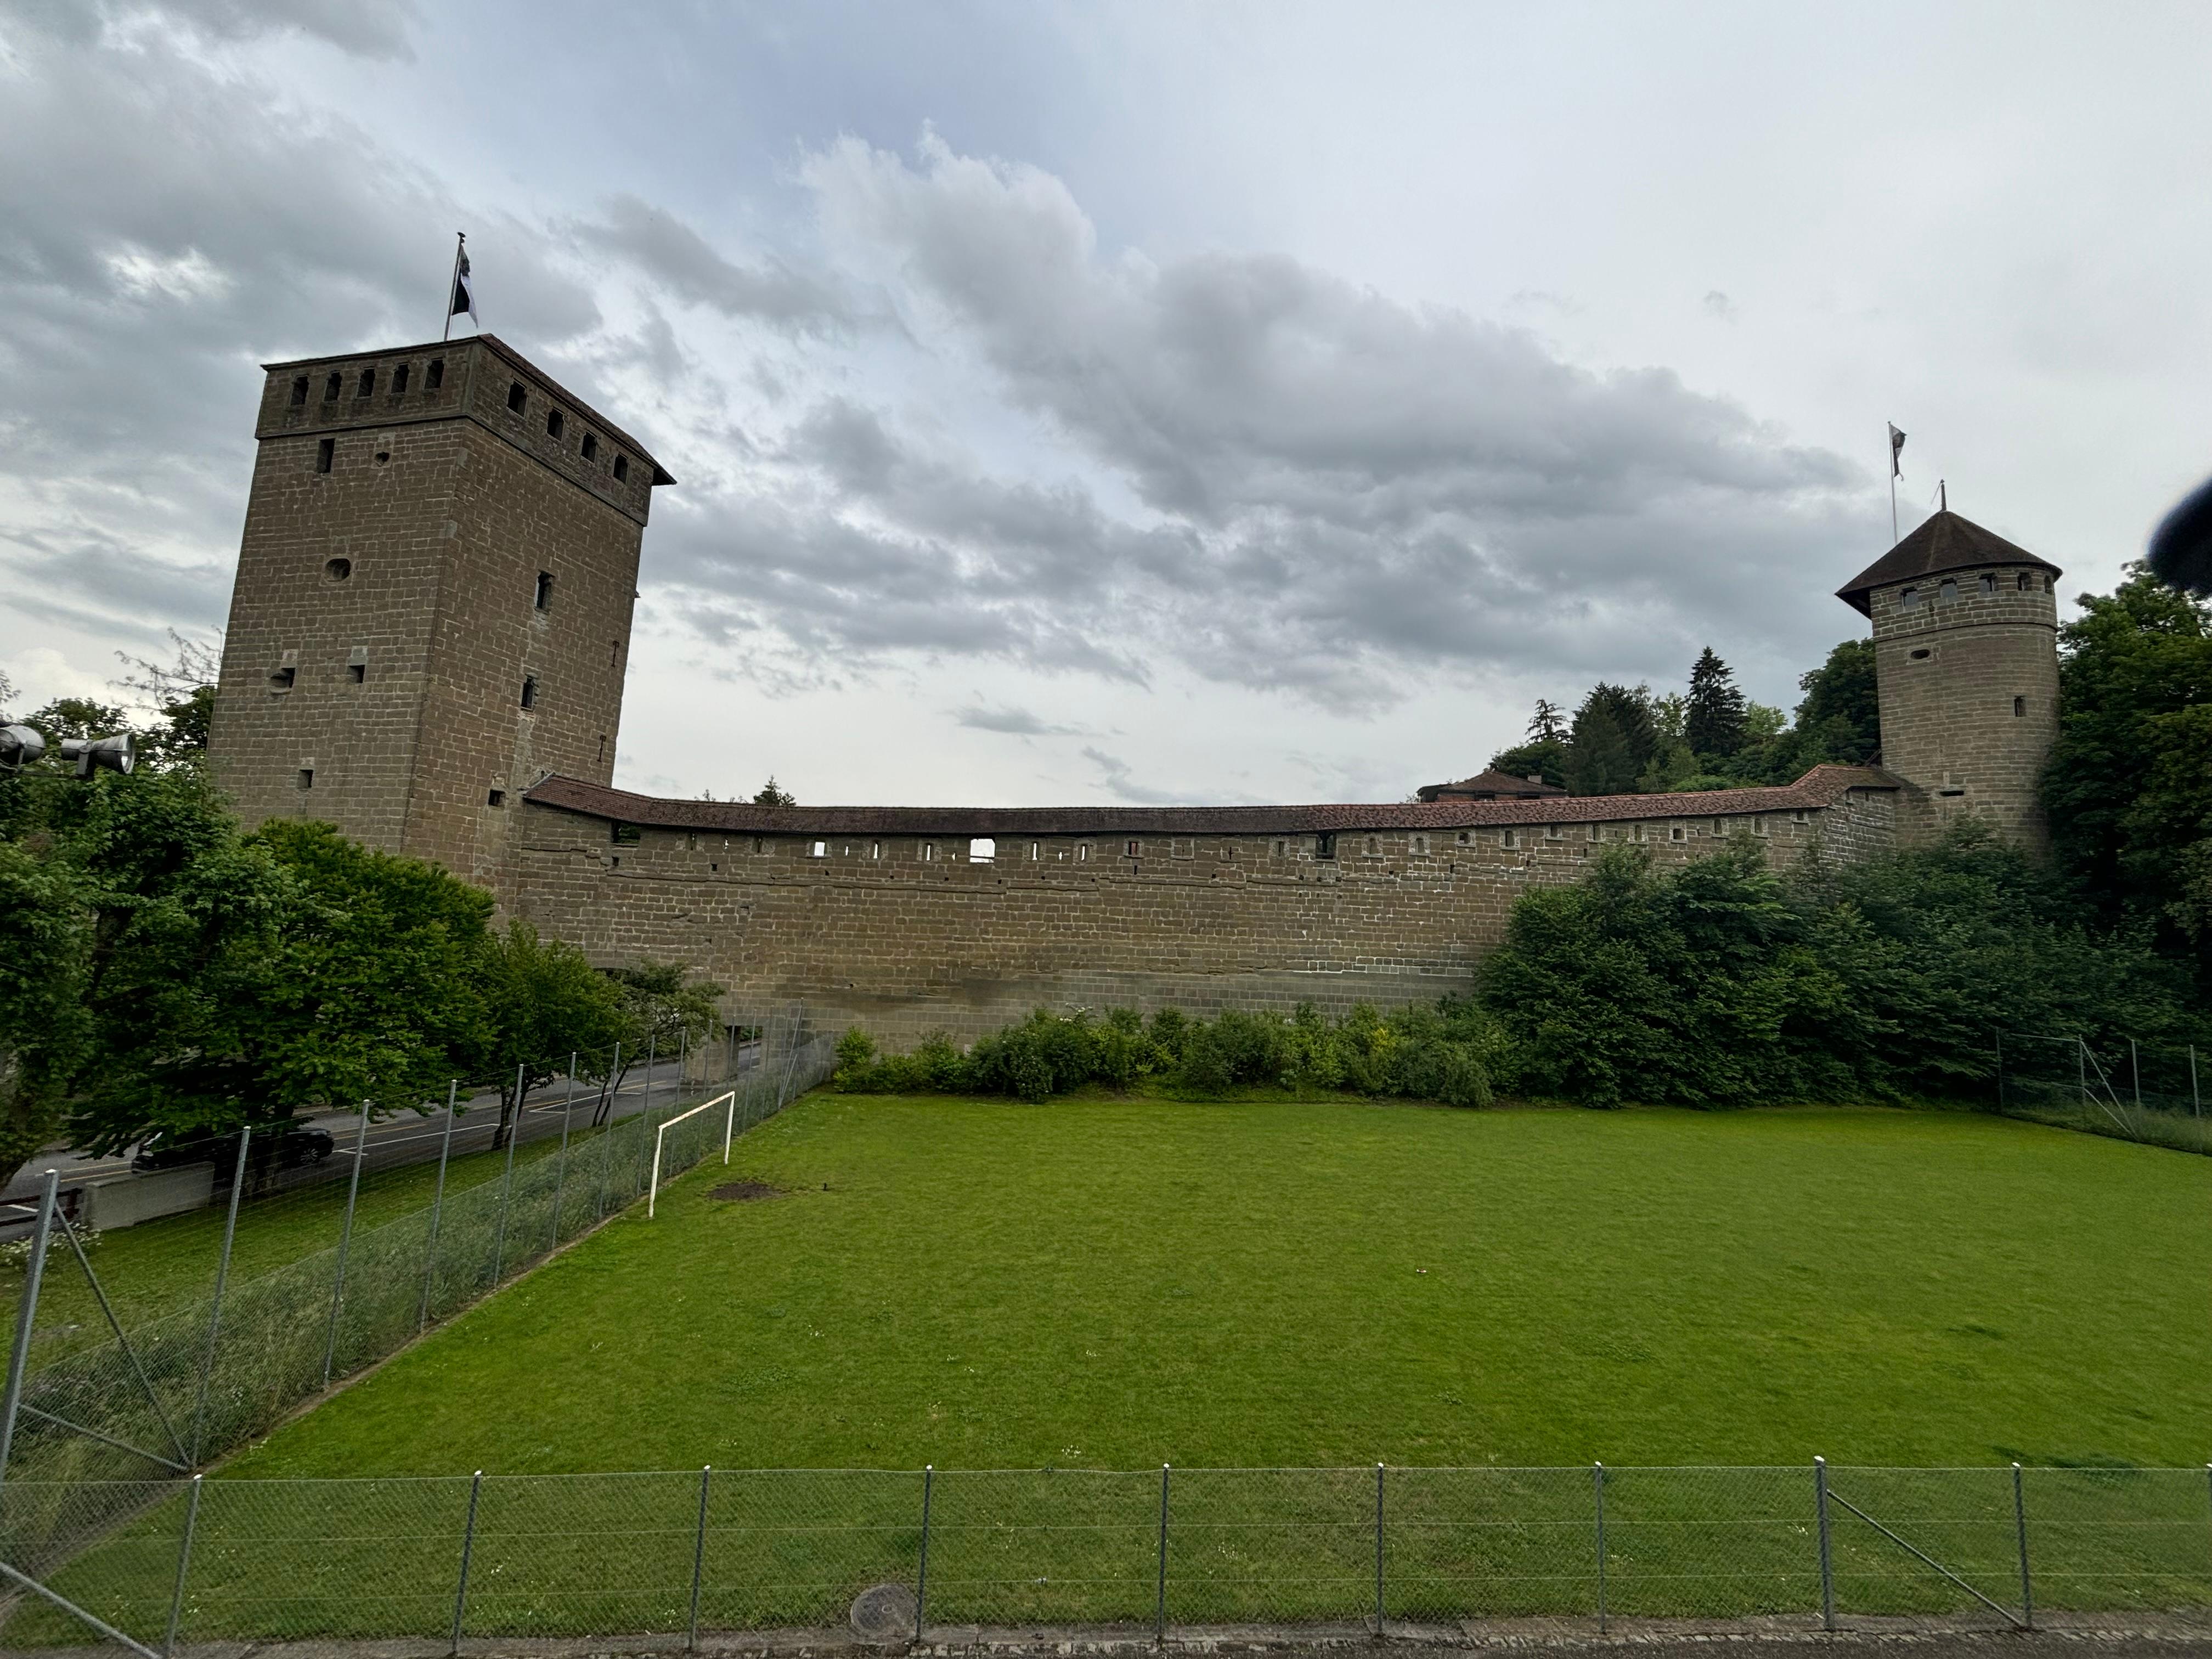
1889;467;1897;545
442;232;465;343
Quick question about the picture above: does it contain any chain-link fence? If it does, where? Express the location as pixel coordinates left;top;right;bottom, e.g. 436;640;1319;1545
1997;1034;2207;1155
1;1463;2207;1652
0;1014;839;1553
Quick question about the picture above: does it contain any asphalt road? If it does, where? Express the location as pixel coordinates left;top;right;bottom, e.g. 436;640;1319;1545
0;1045;765;1212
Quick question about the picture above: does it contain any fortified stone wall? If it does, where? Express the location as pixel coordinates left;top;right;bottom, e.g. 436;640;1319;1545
509;788;1896;1045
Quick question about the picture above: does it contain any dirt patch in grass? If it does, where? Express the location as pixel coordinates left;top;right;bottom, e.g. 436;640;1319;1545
709;1180;786;1202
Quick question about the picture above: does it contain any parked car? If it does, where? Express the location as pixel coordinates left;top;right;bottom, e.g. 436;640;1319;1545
132;1123;337;1173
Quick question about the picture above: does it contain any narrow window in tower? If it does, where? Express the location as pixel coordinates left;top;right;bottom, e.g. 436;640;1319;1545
870;841;882;860
269;664;296;690
582;433;599;461
356;369;375;398
324;373;342;402
610;641;620;666
1316;833;1336;860
1938;578;1959;604
426;358;444;390
315;438;334;473
297;768;314;790
613;454;630;482
1029;841;1040;860
810;841;827;858
347;662;365;684
487;789;505;808
535;571;555;611
546;409;565;440
392;364;410;396
596;734;607;762
290;376;308;405
2016;572;2032;591
922;842;936;861
520;675;537;710
506;381;527;414
1125;839;1141;859
1501;828;1520;850
1979;572;1996;595
1899;586;1919;610
1076;843;1091;861
2014;696;2027;717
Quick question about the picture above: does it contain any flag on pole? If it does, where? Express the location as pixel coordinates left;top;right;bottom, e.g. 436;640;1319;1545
1888;422;1906;478
449;240;477;327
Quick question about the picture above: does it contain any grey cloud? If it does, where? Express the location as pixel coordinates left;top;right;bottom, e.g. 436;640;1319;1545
954;704;1086;737
791;133;1872;705
1703;290;1739;321
571;196;856;331
11;0;422;59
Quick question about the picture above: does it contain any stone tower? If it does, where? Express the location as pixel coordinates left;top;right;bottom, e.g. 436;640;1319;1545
1837;509;2062;850
206;335;672;894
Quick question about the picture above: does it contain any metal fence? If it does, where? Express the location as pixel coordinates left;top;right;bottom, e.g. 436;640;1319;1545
0;1013;839;1504
1;1462;2207;1653
1997;1033;2206;1155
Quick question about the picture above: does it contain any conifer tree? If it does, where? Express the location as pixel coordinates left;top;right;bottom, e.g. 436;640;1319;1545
1685;647;1750;758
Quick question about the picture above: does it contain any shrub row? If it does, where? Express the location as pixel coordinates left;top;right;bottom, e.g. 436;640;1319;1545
833;1001;1504;1106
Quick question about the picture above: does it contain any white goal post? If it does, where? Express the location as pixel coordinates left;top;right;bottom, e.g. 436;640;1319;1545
647;1089;739;1218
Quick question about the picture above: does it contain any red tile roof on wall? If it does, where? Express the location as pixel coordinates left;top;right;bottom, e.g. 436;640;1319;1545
523;765;1900;838
1836;510;2060;616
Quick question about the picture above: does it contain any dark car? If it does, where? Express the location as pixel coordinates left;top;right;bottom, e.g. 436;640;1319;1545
132;1123;337;1173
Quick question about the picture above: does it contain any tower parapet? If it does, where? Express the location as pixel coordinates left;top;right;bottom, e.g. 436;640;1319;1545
1837;510;2061;850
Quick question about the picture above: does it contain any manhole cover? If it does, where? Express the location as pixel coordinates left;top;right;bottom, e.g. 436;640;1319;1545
849;1581;917;1641
709;1180;784;1201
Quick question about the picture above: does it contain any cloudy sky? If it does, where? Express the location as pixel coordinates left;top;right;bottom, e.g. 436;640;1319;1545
3;1;2208;805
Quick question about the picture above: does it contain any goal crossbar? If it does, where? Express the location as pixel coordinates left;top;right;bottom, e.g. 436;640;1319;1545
647;1089;739;1218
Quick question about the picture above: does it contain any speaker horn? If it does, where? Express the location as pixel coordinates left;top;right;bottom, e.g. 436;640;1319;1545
59;731;135;777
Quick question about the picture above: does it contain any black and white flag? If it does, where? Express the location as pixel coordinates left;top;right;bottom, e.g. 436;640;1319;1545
450;243;477;326
1888;422;1906;478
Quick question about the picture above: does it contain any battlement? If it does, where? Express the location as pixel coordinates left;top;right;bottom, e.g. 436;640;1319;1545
253;335;672;528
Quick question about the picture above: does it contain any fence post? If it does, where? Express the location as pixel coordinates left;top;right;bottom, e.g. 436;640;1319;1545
2191;1047;2203;1152
162;1472;203;1656
0;1169;59;1488
451;1470;483;1656
320;1100;373;1386
492;1064;524;1279
595;1042;620;1218
2077;1039;2090;1121
1374;1462;1386;1637
1994;1031;2006;1112
419;1081;459;1333
1814;1457;1835;1632
915;1464;933;1643
192;1128;250;1463
1593;1462;1607;1634
1155;1464;1170;1645
2012;1462;2033;1630
551;1052;577;1252
688;1464;710;1651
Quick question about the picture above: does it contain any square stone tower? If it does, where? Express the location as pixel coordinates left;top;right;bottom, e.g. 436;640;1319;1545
206;335;672;895
1837;510;2062;850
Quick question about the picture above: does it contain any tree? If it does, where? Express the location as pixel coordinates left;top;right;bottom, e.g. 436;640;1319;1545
1791;640;1880;764
597;962;727;1124
1488;737;1567;788
23;697;130;746
1564;685;1654;794
752;777;795;807
1684;647;1749;758
476;920;629;1146
115;631;219;770
2042;567;2212;984
0;842;92;1183
1527;699;1566;743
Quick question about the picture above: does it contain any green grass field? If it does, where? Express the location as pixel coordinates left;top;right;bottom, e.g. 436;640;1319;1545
233;1094;2212;1476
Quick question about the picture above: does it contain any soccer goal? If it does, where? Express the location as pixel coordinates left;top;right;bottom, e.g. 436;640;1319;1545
646;1089;740;1217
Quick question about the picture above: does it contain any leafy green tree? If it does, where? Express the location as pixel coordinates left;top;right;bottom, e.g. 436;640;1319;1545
22;697;130;746
1685;647;1749;758
2042;567;2212;983
1791;639;1880;763
1564;696;1640;794
752;776;795;807
0;843;92;1183
596;962;726;1121
1489;699;1571;786
477;920;629;1145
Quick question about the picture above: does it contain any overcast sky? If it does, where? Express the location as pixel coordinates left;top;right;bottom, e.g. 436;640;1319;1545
3;0;2208;805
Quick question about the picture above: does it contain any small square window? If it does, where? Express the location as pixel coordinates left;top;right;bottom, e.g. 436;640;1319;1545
426;358;444;390
1456;831;1471;846
324;373;342;402
582;433;599;461
297;768;314;789
1669;824;1687;842
1501;829;1520;850
923;842;937;861
1791;810;1808;825
613;454;630;482
1978;572;1996;595
269;664;296;690
1125;839;1141;859
1544;825;1564;840
810;840;827;858
347;662;365;684
2016;572;2032;592
289;376;308;406
506;381;528;414
1364;836;1381;857
487;788;505;807
392;364;410;396
611;822;642;846
1316;833;1336;860
356;368;376;398
546;409;565;439
315;437;335;473
968;837;995;862
1587;824;1601;843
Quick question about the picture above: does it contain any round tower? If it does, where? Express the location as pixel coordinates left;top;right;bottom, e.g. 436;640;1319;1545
1836;510;2062;851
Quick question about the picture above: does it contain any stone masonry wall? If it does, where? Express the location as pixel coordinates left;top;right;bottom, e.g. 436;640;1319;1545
1869;568;2059;850
511;791;1895;1046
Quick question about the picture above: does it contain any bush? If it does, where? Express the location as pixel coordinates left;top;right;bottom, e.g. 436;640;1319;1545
832;1000;1508;1107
